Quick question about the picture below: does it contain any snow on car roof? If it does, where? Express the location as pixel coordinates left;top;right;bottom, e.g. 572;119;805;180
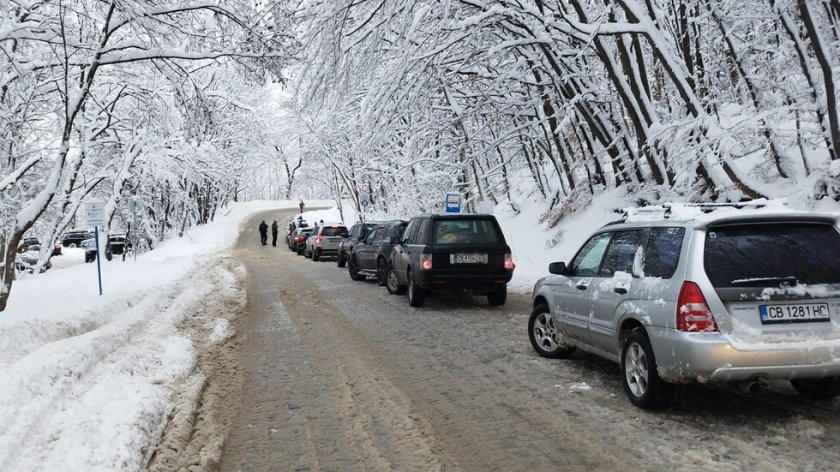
621;199;838;226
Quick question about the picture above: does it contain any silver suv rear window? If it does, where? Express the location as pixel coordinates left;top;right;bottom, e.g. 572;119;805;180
704;223;840;287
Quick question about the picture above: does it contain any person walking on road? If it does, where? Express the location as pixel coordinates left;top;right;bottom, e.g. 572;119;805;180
259;220;268;246
271;220;279;247
299;200;305;213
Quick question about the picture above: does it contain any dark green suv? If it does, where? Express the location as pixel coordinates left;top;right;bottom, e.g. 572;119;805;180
386;214;515;307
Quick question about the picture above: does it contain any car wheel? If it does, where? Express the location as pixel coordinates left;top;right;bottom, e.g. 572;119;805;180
337;251;346;268
487;286;507;306
349;257;366;281
407;270;425;307
313;249;320;261
376;258;388;286
791;377;840;399
69;243;77;248
621;328;673;409
386;267;407;295
528;304;576;359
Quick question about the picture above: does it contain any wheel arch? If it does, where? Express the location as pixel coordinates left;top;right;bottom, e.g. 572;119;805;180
618;317;646;348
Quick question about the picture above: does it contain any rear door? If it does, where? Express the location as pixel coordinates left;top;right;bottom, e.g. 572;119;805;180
357;228;381;270
703;220;840;344
393;218;422;281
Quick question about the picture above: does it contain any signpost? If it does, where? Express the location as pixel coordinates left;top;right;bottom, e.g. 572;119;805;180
84;198;106;296
359;183;371;221
444;193;462;213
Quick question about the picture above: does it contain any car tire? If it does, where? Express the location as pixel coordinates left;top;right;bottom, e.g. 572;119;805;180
621;328;673;409
487;286;507;306
407;270;425;307
386;267;407;295
376;258;387;286
528;304;576;359
791;377;840;399
337;251;347;268
69;243;77;248
313;249;320;261
349;257;366;281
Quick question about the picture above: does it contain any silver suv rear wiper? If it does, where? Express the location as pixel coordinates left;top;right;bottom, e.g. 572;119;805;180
730;276;798;287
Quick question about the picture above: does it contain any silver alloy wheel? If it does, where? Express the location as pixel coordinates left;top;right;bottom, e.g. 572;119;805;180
533;313;559;352
624;342;649;397
387;269;399;291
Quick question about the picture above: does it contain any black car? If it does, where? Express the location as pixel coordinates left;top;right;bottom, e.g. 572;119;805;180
347;220;408;285
107;234;129;257
337;221;380;268
82;237;97;262
386;214;515;307
62;230;94;248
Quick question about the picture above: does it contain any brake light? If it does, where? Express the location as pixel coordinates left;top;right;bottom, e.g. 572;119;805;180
316;235;322;247
421;254;432;270
677;281;717;332
504;253;516;270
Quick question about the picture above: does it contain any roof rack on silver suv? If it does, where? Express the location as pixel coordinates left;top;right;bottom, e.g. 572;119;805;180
621;199;787;223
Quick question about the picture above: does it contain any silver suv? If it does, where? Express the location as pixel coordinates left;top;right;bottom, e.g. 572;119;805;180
529;202;840;408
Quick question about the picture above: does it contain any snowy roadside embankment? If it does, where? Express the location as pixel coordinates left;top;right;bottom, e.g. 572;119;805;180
0;200;331;471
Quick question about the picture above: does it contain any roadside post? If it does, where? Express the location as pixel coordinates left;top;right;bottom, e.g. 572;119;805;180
444;193;462;213
128;197;140;262
84;198;106;295
359;183;371;222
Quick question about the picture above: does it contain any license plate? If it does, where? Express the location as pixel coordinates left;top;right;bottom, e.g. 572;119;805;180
759;303;831;324
450;253;488;264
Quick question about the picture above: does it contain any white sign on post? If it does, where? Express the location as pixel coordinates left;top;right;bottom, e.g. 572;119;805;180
85;198;106;227
360;183;371;194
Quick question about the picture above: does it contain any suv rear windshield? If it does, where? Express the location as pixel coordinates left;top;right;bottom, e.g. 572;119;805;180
433;219;501;244
704;223;840;287
321;227;348;237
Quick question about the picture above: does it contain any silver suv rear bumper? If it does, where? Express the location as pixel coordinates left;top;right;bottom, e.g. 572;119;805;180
647;327;840;383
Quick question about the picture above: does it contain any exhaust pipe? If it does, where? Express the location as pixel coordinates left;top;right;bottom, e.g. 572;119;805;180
735;379;766;394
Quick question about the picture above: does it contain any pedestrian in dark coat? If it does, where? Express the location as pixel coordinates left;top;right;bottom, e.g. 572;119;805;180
271;220;279;246
259;220;268;245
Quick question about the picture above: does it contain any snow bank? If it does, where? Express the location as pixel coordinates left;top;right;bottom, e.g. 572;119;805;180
0;199;324;472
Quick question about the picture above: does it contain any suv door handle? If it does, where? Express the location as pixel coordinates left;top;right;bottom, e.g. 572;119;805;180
575;283;588;290
613;287;628;295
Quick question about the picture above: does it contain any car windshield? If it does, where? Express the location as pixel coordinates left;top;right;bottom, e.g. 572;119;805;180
433;219;501;244
704;222;840;287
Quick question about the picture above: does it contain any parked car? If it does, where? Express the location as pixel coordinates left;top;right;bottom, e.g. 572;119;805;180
337;221;380;268
18;237;40;253
82;237;97;263
15;248;51;273
62;230;94;248
289;227;315;255
348;220;408;284
108;234;129;256
529;202;840;409
304;225;349;261
387;214;514;307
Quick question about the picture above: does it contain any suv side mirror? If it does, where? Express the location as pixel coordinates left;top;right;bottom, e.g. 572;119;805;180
548;262;567;275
